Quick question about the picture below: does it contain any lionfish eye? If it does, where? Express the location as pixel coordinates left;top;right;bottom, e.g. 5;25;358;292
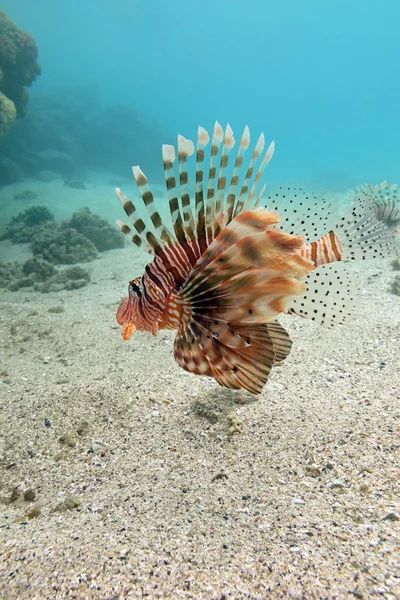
130;282;142;297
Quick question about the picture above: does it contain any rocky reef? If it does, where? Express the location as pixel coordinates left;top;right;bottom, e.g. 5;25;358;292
67;207;125;252
0;258;91;293
0;205;54;243
0;203;125;292
0;205;124;291
0;9;40;136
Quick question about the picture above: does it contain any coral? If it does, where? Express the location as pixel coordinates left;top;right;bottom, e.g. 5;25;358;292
64;178;86;190
0;260;22;288
67;206;124;252
22;257;56;282
34;170;60;182
0;221;48;244
390;275;400;296
0;206;54;243
32;227;98;264
9;205;54;227
0;90;16;135
0;259;89;293
39;266;90;292
391;259;400;271
0;205;54;243
13;189;38;200
7;275;36;291
0;206;120;264
0;9;41;131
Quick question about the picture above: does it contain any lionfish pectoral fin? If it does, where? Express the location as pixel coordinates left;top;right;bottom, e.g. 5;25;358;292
174;320;293;394
263;321;293;365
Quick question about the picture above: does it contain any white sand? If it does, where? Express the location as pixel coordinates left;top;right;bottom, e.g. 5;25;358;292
0;181;399;598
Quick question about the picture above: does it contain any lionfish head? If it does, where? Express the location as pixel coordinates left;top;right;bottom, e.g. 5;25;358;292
116;276;150;340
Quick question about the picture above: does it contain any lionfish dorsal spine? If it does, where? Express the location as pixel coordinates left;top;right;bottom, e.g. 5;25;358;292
205;121;224;244
246;141;275;211
177;134;196;246
131;165;176;250
162;144;182;241
116;123;276;262
195;126;210;254
214;123;235;234
235;131;265;217
115;187;153;254
225;125;250;223
162;143;199;267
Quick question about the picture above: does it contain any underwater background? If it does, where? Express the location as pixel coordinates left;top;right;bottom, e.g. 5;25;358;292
1;0;400;195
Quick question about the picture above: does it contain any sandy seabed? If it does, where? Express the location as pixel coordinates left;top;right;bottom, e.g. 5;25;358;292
0;180;399;599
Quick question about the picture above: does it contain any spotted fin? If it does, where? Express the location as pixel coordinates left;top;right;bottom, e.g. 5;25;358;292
265;183;341;242
288;263;355;327
287;193;398;326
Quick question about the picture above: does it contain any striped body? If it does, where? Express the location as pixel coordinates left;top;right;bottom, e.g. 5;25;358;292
115;123;397;394
117;229;344;338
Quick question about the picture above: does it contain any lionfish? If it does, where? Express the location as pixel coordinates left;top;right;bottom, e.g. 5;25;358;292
114;123;396;394
348;181;400;234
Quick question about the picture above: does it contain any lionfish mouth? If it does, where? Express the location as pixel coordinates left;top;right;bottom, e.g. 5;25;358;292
116;297;136;341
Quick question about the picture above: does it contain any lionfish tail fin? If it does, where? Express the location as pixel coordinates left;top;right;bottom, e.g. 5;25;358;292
348;181;400;233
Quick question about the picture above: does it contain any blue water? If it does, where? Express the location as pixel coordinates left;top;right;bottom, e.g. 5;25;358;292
2;0;400;188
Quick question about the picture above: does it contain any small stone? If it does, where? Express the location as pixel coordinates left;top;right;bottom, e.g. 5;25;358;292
58;433;76;448
48;306;65;314
10;483;24;502
306;464;321;477
90;440;105;453
359;483;369;493
152;410;160;417
76;420;90;436
292;498;305;505
382;512;399;522
26;506;41;519
54;496;80;512
23;489;35;502
328;479;346;491
227;414;242;435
